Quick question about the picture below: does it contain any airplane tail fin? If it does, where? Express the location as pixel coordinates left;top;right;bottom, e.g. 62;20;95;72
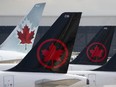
94;53;116;71
0;3;45;53
8;12;82;73
71;26;115;65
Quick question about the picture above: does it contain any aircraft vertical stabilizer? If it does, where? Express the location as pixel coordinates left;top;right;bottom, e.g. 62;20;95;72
71;26;115;65
8;12;82;73
0;3;45;53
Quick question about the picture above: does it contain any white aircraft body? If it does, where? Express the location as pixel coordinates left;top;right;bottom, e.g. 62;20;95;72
0;3;45;62
69;71;116;87
0;50;25;61
0;64;16;70
68;53;116;87
69;64;100;71
0;71;87;87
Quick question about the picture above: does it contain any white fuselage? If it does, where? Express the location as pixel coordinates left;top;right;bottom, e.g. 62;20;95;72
69;64;101;71
0;50;25;70
0;71;87;87
68;71;116;87
0;64;16;70
0;50;25;61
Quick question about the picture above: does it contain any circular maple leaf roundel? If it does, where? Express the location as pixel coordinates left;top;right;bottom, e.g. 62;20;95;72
37;39;69;69
86;42;107;62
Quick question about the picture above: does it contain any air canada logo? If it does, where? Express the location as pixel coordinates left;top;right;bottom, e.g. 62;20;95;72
37;39;69;69
17;25;35;44
86;42;107;62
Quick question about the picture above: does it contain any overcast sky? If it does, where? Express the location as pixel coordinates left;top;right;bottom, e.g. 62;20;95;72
0;0;116;16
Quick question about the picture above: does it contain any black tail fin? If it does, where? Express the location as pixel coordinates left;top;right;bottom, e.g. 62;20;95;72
8;12;82;73
94;53;116;71
71;26;115;65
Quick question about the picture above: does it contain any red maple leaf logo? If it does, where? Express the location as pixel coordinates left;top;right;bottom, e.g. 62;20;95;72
37;39;69;69
42;43;64;64
17;25;35;44
90;45;104;58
